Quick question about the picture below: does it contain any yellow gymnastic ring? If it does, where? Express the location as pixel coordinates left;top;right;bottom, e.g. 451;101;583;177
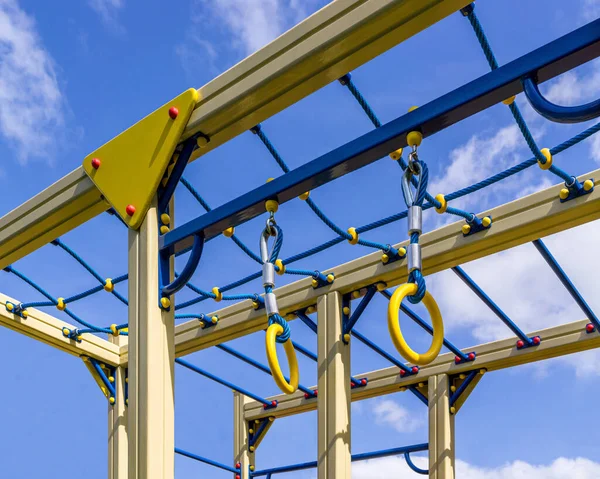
387;283;444;366
266;323;299;395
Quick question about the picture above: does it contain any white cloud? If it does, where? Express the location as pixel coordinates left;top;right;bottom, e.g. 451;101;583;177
0;0;65;163
372;399;423;433
544;60;600;107
87;0;124;30
350;456;600;478
590;132;600;164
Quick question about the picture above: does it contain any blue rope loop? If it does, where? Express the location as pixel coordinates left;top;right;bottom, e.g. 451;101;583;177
268;312;291;344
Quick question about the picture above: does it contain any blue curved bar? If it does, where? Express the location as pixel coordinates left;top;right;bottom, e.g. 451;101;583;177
523;76;600;124
404;452;428;475
161;233;204;296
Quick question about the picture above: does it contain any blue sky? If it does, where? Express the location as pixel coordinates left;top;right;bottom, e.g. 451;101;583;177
1;0;600;477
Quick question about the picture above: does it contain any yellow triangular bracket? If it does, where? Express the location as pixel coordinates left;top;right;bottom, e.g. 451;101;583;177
83;88;199;229
82;356;115;402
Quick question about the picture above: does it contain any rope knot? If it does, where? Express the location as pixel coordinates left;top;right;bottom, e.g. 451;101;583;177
268;314;291;343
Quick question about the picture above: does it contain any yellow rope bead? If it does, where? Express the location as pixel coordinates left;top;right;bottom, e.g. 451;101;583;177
482;216;492;228
298;191;310;201
462;224;471;235
265;199;279;214
212;287;223;302
537;148;552;170
104;278;114;293
434;194;447;214
160;213;171;225
559;188;570;200
389;148;403;160
160;225;170;234
347;227;359;245
502;95;516;105
275;259;286;275
160;297;171;309
223;227;235;237
110;324;118;336
584;179;594;191
56;298;66;311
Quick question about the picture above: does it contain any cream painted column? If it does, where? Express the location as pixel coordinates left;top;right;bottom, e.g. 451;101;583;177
128;198;175;479
317;291;351;479
234;392;255;479
108;334;128;479
428;374;455;479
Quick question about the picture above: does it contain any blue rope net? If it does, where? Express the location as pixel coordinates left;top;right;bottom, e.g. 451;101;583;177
2;4;599;338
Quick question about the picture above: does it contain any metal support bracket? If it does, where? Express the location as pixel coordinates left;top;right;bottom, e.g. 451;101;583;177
248;416;275;453
82;356;117;405
449;368;486;414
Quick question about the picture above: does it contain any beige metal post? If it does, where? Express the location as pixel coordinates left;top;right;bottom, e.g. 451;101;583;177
317;291;351;478
234;392;254;479
128;198;175;479
108;334;128;479
428;374;455;479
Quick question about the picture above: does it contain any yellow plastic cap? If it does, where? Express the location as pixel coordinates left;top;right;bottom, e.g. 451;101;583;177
376;282;387;292
462;224;471;235
502;95;516;105
265;199;279;214
408;106;419;112
482;216;492;228
381;253;389;264
389;148;403;160
342;306;351;316
196;136;209;148
298;191;310;201
160;213;171;225
326;274;335;283
537;148;552;170
311;279;318;288
223;227;235;237
559;188;570;200
347;227;359;245
211;316;218;324
584;179;594;191
21;310;29;318
109;397;115;405
406;130;423;148
110;324;118;336
351;290;361;299
343;333;351;342
6;303;14;312
306;305;316;314
160;225;170;235
160;297;171;309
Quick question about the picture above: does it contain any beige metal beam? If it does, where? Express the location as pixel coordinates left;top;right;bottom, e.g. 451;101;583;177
109;335;128;479
0;292;120;365
234;392;255;479
0;168;107;270
428;374;454;479
317;292;351;478
127;199;175;479
183;0;471;159
244;318;599;421
167;169;600;360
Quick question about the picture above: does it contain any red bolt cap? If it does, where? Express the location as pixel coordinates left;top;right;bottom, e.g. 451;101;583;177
125;204;136;216
532;336;541;345
411;366;419;374
586;323;595;333
271;400;277;407
361;378;367;386
400;369;406;376
304;393;309;399
91;158;101;169
516;340;524;349
468;352;476;361
236;463;241;469
236;475;240;479
351;383;355;388
455;356;461;364
314;390;318;397
168;107;179;119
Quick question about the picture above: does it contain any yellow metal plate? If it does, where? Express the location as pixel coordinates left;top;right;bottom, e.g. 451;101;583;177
83;88;199;229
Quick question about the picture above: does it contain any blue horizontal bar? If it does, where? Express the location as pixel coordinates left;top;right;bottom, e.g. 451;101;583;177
533;239;600;329
175;447;239;473
161;19;600;254
252;443;428;476
175;358;270;406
